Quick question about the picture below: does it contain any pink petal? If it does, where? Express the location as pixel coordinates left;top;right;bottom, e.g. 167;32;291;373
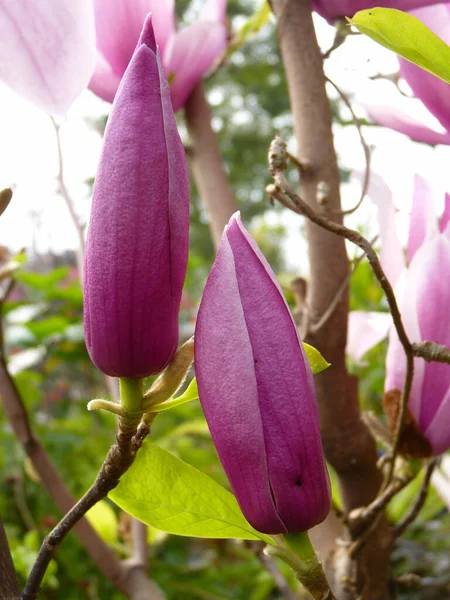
365;104;450;146
407;175;438;263
410;235;450;431
164;21;227;111
399;5;450;133
365;172;405;286
385;272;425;422
93;0;174;77
347;311;392;362
0;0;95;115
200;0;228;22
425;385;450;454
88;53;121;103
440;193;450;233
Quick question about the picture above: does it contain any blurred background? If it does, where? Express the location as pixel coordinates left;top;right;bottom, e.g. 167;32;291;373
1;0;450;598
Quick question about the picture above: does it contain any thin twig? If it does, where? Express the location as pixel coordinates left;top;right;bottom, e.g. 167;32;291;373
325;77;371;217
131;519;149;570
22;413;149;599
309;238;376;335
394;459;438;538
348;468;415;538
412;341;450;365
50;118;85;278
268;150;414;489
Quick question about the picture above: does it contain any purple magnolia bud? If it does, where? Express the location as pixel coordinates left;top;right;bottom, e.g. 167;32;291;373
312;0;438;22
195;213;330;534
84;15;189;379
385;231;450;455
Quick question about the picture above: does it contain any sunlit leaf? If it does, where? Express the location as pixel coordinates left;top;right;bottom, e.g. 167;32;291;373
149;378;199;413
86;500;118;545
227;2;271;55
302;343;330;374
349;8;450;84
109;443;275;544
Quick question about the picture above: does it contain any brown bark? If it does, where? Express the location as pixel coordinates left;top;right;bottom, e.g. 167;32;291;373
269;1;392;597
0;515;20;599
184;83;238;248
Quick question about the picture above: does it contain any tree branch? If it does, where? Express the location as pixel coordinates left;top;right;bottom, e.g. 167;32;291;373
267;1;392;596
412;341;450;365
394;459;438;538
184;83;238;248
0;515;20;600
21;415;150;599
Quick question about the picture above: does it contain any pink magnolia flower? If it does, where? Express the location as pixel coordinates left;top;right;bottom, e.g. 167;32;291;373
89;0;227;111
195;213;330;534
312;0;439;22
366;4;450;145
0;0;96;114
84;15;189;378
348;176;450;454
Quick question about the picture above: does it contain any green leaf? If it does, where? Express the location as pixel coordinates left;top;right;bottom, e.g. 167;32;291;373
26;315;71;341
86;500;118;545
349;8;450;84
150;377;199;413
227;2;271;55
109;443;275;544
16;267;69;290
302;343;330;374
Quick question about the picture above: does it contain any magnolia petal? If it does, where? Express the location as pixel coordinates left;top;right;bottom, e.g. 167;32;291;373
0;0;95;114
347;311;391;362
93;0;174;76
200;0;228;22
399;5;450;133
440;193;450;233
88;53;121;103
364;172;405;286
195;214;330;534
424;385;450;454
364;104;450;146
164;21;227;111
409;235;450;431
312;0;442;22
407;175;438;263
385;271;425;422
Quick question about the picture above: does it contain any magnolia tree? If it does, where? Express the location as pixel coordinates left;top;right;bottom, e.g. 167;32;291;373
0;1;450;599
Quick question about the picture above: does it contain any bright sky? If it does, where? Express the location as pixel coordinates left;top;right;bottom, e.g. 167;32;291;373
0;11;449;272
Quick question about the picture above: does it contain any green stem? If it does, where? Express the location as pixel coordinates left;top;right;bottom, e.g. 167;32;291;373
268;532;335;600
119;378;144;415
284;532;316;564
